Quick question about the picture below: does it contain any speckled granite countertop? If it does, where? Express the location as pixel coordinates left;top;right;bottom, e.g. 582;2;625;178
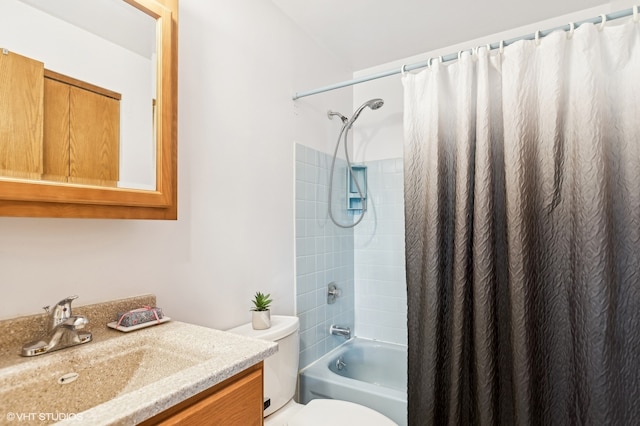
67;321;276;425
0;295;277;425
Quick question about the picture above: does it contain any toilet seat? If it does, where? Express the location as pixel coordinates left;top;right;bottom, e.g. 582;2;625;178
288;399;396;426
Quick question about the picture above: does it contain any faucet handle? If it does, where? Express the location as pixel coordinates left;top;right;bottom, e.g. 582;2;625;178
56;295;79;306
50;295;79;328
327;283;342;304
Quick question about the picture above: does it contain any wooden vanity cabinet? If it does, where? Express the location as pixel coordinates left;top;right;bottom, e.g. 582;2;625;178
0;50;44;180
43;70;120;187
0;49;120;186
140;362;264;426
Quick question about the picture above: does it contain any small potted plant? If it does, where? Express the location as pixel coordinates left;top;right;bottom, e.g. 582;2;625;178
251;291;273;330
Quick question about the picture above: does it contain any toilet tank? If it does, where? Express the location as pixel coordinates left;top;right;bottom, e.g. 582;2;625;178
227;315;300;417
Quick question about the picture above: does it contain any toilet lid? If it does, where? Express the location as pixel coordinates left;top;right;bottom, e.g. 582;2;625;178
288;399;397;426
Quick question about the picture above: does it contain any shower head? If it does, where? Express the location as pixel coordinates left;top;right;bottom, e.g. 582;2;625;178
366;98;385;110
327;110;348;124
347;98;384;128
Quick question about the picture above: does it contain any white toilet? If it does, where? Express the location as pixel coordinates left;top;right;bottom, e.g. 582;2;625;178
228;315;396;426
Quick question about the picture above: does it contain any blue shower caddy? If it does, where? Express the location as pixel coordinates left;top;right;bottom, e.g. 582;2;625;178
347;165;367;212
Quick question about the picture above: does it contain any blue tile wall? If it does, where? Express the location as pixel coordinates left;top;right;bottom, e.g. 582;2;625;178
353;158;407;345
295;144;408;369
295;144;355;369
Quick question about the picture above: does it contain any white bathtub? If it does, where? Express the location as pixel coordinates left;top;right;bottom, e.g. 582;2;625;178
298;338;407;425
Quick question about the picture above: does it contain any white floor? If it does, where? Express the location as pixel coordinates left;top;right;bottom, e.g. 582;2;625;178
264;400;305;426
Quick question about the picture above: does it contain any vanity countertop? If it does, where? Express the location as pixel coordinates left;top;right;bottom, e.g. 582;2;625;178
0;295;277;425
76;321;276;425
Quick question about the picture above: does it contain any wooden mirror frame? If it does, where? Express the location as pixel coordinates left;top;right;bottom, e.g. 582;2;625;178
0;0;177;220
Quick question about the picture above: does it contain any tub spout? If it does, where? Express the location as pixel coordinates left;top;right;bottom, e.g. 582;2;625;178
330;324;351;339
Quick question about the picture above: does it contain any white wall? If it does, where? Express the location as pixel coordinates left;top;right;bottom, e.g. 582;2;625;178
609;0;638;11
0;0;351;332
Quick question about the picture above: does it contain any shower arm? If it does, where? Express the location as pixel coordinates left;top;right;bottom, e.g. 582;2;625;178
328;110;348;124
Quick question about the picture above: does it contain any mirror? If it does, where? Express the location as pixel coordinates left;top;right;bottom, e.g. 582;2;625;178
0;0;177;219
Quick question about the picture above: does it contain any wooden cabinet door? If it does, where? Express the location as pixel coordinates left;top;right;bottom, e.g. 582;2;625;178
141;363;264;426
43;78;70;182
0;50;43;179
160;368;263;425
69;86;120;186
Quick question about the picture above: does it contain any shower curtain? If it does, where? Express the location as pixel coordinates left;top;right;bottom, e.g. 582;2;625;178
403;18;640;425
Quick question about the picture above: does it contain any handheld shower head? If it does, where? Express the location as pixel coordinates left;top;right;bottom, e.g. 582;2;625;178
366;98;385;110
347;98;384;128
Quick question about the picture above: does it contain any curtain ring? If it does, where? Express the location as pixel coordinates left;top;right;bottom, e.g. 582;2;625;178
458;51;463;60
401;64;408;76
499;40;505;53
634;5;639;23
439;56;444;63
473;46;480;56
568;22;575;39
427;57;434;69
599;14;607;30
535;30;541;45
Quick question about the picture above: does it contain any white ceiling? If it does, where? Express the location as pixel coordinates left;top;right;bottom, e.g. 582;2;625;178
272;0;608;70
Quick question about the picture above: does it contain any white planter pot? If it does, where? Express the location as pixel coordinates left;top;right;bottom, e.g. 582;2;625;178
252;310;271;330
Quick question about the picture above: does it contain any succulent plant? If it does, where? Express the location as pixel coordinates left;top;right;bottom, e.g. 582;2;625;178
250;292;272;312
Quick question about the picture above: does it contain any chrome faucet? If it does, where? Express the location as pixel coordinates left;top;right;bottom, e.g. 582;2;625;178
21;295;92;357
330;324;351;339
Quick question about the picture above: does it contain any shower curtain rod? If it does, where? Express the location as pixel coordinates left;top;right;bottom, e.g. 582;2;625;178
292;6;639;100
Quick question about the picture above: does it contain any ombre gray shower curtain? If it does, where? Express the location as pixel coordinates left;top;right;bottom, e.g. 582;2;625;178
402;18;640;425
